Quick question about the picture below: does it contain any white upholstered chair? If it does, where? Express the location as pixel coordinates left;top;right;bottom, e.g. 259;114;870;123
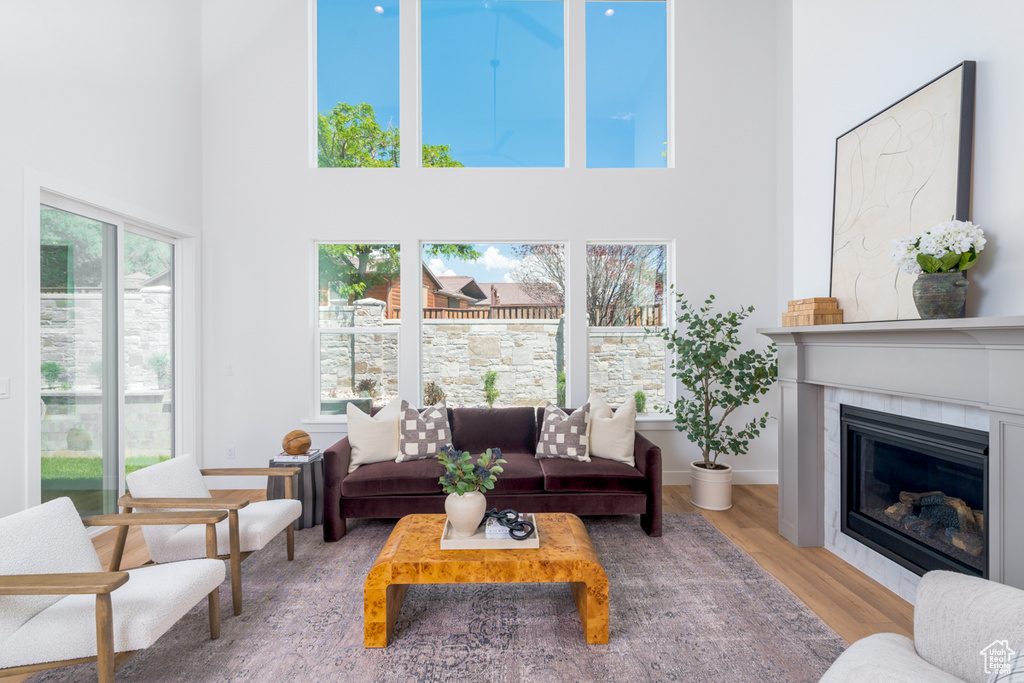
119;454;302;616
0;497;226;683
821;570;1024;683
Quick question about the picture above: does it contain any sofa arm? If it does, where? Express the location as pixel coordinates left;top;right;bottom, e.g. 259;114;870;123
634;432;662;537
914;570;1024;682
323;436;352;542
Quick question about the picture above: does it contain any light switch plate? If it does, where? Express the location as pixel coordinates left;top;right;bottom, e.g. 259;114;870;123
0;378;9;399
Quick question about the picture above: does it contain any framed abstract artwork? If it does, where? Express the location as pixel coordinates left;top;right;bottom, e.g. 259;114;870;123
829;61;976;322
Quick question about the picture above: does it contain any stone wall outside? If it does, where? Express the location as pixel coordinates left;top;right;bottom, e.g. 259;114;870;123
319;301;666;409
40;288;172;455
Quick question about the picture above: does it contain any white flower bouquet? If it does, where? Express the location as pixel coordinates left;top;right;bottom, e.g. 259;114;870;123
890;220;986;275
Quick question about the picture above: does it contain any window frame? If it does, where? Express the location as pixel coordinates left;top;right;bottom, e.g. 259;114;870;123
27;181;196;520
312;241;402;421
585;239;674;416
310;0;675;169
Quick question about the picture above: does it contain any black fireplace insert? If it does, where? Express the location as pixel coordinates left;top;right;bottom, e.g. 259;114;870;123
841;405;988;578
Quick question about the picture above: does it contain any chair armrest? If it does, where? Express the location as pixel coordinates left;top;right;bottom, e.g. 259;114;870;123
0;572;129;596
118;495;250;510
83;511;229;526
913;570;1024;681
201;467;300;477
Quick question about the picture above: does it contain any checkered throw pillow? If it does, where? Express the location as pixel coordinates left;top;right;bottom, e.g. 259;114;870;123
397;400;452;462
535;403;590;462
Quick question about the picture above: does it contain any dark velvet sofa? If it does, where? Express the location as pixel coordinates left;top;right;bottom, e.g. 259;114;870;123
323;406;662;541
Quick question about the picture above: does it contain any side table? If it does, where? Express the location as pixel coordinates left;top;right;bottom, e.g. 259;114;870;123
267;457;324;530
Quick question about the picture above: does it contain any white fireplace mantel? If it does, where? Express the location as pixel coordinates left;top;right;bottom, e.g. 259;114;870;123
760;316;1024;590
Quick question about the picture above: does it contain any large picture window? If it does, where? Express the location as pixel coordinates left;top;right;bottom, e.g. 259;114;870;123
420;242;565;406
316;0;401;167
316;244;401;415
421;0;565;168
586;0;668;168
587;243;668;411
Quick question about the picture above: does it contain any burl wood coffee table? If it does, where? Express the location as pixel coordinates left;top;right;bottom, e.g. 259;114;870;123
364;513;609;647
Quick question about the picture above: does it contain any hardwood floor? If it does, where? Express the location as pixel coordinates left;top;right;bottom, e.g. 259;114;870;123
664;484;913;644
2;485;913;681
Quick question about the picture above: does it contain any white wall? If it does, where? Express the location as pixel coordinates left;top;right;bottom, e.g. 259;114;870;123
0;1;203;516
791;1;1024;317
199;0;784;485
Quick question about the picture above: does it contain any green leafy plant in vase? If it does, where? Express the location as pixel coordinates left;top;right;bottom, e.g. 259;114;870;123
654;290;778;510
438;446;506;538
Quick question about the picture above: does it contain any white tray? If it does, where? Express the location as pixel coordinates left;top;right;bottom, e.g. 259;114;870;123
440;513;540;550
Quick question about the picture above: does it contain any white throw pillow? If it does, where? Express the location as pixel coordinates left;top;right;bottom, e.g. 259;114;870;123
589;394;636;465
346;397;402;473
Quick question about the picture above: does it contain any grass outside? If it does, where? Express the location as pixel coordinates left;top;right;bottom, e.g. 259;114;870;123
41;455;171;479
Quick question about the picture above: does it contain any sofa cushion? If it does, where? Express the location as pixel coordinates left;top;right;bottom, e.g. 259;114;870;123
588;394;637;465
488;451;545;493
347;398;402;473
452;407;537;454
536;404;591;461
539;457;646;493
397;400;452;462
342;458;446;497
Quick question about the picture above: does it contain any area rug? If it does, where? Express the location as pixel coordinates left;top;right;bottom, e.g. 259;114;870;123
31;514;845;682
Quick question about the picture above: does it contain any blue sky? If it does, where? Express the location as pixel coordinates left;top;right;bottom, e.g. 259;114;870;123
424;243;534;285
317;0;666;168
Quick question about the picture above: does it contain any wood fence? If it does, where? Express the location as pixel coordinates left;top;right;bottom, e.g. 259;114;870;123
392;303;662;324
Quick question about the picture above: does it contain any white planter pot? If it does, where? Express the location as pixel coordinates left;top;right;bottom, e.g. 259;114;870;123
689;461;733;511
444;490;487;538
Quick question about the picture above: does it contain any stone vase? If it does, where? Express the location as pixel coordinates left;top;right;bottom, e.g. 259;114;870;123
445;490;487;538
913;271;968;320
690;461;733;511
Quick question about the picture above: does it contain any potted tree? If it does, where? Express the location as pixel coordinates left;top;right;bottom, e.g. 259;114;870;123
655;291;778;510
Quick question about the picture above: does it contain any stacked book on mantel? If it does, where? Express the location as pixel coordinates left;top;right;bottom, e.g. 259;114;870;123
782;297;844;327
274;448;321;463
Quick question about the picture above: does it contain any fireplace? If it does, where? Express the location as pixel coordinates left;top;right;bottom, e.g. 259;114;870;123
841;406;989;578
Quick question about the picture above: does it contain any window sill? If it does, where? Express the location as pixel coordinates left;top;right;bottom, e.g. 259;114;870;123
302;414;677;431
635;414;677;431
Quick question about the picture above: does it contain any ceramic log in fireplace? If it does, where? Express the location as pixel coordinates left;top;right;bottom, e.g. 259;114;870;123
841;406;989;578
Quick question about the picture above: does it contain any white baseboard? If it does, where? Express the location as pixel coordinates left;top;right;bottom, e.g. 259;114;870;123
663;469;779;486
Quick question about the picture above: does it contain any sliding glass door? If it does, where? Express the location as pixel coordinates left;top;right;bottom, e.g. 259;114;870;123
40;204;176;516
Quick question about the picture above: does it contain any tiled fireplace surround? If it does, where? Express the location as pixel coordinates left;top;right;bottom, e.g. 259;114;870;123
762;317;1024;604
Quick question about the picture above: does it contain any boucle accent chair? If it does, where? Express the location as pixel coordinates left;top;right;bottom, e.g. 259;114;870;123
821;570;1024;683
119;454;302;616
0;497;226;683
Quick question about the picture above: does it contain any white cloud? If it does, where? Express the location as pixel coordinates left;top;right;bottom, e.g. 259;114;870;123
428;258;455;277
611;112;635;121
476;246;520;271
503;272;515;283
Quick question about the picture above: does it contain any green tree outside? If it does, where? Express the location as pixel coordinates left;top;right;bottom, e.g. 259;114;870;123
318;102;462;168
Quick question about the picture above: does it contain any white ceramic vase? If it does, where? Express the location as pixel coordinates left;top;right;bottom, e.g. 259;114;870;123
445;490;487;538
689;461;733;511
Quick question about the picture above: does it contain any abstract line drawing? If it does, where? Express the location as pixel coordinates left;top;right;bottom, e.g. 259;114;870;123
830;62;976;322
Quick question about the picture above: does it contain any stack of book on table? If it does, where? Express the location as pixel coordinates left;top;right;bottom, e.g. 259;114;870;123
274;448;321;464
485;514;520;539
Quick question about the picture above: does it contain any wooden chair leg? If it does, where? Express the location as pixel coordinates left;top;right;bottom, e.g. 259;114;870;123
208;587;221;639
95;593;115;683
205;521;222;637
284;473;296;561
229;509;242;616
